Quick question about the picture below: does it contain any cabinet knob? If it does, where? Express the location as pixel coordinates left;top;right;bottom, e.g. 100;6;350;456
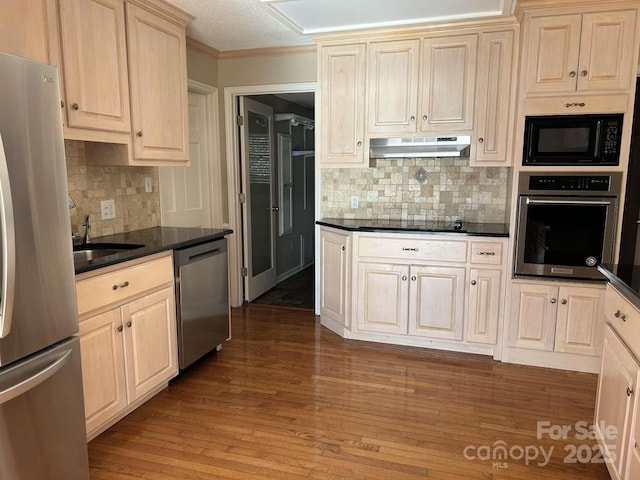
614;310;627;321
569;71;577;78
117;325;123;332
409;115;416;122
628;387;634;397
72;103;79;110
126;320;132;328
60;101;64;109
341;245;345;251
561;299;567;305
471;280;477;286
422;115;428;121
357;141;362;147
136;131;143;137
478;138;484;144
580;70;588;77
411;276;416;281
402;275;407;281
550;298;557;304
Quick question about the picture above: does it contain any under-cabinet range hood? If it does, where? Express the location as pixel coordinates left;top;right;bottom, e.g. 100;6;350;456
369;135;471;158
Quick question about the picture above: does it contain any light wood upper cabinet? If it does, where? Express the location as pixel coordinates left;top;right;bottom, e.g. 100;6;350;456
319;43;367;167
367;40;420;134
473;29;515;166
420;34;477;132
524;10;636;94
0;0;52;63
367;35;476;135
126;0;189;163
58;0;131;133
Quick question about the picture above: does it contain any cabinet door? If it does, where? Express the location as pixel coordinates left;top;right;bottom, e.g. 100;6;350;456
594;325;637;477
126;2;188;163
473;30;514;166
466;268;501;344
78;309;127;436
626;379;640;480
319;44;367;167
524;14;582;94
122;287;178;402
58;0;131;132
420;34;477;132
320;229;350;327
357;262;409;334
408;265;465;340
577;10;636;92
508;283;557;351
0;0;51;63
554;286;604;356
367;40;420;134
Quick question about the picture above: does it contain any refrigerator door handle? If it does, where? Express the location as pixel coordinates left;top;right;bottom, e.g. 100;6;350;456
0;134;15;338
0;349;71;405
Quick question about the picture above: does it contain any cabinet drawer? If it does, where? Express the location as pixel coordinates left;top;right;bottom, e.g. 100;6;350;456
525;94;628;115
604;285;640;359
470;241;503;265
77;254;174;317
358;236;467;263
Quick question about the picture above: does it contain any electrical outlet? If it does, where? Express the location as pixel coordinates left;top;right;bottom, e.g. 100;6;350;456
144;176;152;193
100;199;115;220
350;195;359;208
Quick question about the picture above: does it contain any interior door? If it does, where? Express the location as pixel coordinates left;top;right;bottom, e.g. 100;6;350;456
240;97;277;302
159;90;214;227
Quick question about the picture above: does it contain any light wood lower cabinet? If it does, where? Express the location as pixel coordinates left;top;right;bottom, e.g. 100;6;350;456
509;282;604;355
594;324;638;479
76;252;178;440
319;228;351;332
466;268;501;344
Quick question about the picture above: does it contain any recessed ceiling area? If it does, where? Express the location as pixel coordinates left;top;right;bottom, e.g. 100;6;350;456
166;0;516;52
262;0;516;35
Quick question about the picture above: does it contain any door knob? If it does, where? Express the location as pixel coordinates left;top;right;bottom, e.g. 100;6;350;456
272;206;280;211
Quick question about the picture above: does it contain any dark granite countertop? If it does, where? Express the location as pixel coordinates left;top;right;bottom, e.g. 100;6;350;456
74;226;233;274
598;263;640;310
317;218;509;237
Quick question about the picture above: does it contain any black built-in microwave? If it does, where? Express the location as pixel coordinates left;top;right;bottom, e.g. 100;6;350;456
523;114;623;166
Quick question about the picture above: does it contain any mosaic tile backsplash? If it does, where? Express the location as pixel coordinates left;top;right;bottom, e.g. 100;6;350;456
65;140;161;238
321;158;509;224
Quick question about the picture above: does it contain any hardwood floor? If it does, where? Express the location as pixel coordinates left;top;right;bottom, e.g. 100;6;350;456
88;304;610;479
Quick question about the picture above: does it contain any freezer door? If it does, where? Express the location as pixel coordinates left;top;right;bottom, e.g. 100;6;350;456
0;336;89;479
0;53;79;366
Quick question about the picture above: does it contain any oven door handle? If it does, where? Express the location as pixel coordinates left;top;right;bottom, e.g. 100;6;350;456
526;198;613;206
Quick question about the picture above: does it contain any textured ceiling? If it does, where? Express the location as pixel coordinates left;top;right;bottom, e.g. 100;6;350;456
166;0;515;52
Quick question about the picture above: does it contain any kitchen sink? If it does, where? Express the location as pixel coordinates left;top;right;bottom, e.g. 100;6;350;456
72;243;144;263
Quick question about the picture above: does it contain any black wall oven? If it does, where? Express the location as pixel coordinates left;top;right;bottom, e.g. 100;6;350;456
515;172;622;280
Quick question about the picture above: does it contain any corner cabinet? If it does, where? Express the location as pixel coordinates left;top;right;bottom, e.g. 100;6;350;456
75;252;178;440
318;44;367;167
46;0;193;165
523;10;637;94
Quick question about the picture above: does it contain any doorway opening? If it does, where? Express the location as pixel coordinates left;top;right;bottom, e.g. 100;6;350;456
225;84;316;309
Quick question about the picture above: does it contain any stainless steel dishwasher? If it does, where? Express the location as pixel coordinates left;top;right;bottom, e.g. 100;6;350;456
174;238;230;369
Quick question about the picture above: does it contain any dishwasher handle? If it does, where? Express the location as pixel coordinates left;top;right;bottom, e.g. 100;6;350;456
174;239;227;266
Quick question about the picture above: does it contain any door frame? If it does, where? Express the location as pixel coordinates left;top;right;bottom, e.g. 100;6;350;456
223;82;317;307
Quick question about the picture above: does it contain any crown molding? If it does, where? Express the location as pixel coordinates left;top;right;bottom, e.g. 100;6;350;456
217;43;316;59
186;37;220;58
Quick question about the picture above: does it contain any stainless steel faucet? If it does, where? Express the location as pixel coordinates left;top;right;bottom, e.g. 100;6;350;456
82;215;91;244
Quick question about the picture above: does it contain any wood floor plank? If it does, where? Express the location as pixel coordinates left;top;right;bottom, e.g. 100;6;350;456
88;304;610;479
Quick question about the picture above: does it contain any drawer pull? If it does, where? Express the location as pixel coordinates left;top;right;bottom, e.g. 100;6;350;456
402;247;418;252
614;310;627;322
112;281;130;291
477;251;495;256
564;102;586;108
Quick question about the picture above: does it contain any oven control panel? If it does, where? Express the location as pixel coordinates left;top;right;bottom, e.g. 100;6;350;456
528;175;612;192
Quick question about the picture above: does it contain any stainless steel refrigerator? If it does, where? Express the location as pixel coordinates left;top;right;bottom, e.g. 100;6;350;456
0;53;90;478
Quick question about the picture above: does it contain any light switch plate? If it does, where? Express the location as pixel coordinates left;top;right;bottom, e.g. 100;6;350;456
100;199;115;220
144;176;152;193
350;196;359;208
